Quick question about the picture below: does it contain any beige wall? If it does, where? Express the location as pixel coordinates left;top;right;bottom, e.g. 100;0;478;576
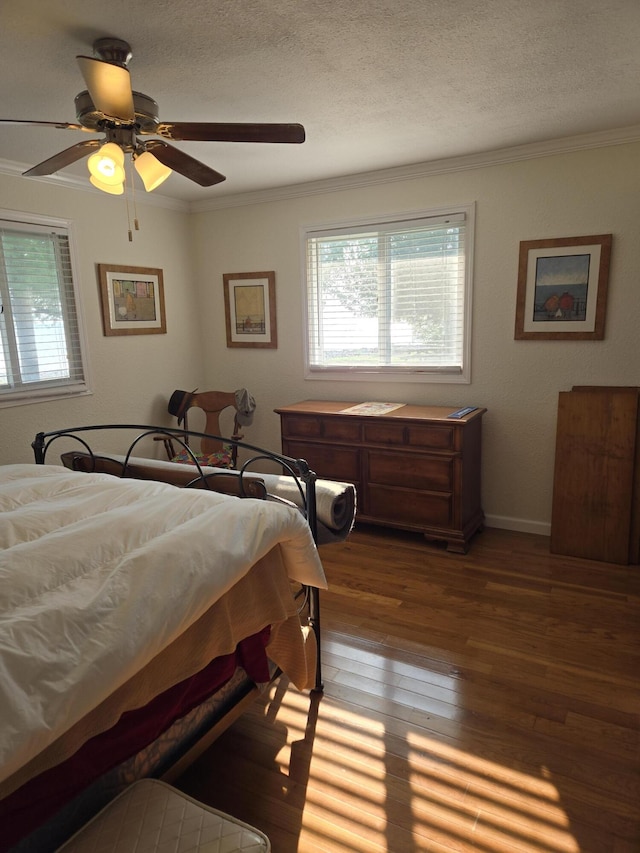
0;173;205;464
191;142;640;535
2;140;639;533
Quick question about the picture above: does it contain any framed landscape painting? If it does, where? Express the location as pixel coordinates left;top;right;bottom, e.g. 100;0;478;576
98;264;166;336
223;271;277;349
514;234;612;340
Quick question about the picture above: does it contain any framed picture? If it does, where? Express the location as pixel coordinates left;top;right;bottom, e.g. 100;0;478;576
98;264;166;336
514;234;612;340
223;271;277;349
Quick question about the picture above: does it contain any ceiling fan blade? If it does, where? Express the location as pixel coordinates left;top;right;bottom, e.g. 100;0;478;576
154;122;306;144
23;139;102;176
0;119;93;132
145;140;226;186
77;55;135;122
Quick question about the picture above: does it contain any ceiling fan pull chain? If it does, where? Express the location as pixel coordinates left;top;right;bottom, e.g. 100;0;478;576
124;180;133;242
133;193;140;233
129;157;140;233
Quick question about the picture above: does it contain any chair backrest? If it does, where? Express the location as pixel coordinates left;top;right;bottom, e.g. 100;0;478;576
180;391;242;457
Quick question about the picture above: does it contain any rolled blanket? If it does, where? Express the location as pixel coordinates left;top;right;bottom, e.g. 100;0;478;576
60;452;356;544
254;471;356;538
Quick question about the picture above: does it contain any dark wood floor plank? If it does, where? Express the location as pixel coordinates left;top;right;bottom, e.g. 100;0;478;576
177;526;640;852
321;676;639;804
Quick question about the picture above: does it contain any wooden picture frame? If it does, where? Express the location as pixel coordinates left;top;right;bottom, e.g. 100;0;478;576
223;271;277;349
514;234;612;340
98;264;166;336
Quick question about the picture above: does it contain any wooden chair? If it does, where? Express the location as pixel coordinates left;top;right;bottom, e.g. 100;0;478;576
161;389;246;469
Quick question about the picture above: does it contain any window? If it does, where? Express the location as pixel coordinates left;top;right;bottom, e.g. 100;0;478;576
303;204;474;382
0;212;89;405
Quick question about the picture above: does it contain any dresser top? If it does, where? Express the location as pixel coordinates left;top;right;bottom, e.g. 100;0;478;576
275;400;486;423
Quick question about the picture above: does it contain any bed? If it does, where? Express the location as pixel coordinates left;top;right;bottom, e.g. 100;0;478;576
0;424;352;852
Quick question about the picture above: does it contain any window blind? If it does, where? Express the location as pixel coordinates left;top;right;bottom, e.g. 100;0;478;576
0;219;87;401
304;210;471;380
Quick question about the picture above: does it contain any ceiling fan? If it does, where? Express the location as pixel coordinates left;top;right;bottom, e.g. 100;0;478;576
1;37;306;193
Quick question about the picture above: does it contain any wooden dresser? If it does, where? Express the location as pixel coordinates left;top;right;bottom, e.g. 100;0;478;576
275;400;486;552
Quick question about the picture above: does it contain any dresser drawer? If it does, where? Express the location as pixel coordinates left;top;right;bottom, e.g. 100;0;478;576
282;439;360;482
367;484;452;527
323;418;362;443
366;450;453;492
281;415;322;439
406;423;456;451
363;420;456;451
282;415;362;443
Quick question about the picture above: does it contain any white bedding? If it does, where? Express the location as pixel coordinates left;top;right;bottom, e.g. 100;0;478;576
0;464;326;787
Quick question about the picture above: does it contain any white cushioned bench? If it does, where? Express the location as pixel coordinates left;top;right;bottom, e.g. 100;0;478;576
55;779;270;852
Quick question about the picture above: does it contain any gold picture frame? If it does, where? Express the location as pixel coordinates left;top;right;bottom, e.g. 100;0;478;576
514;234;612;340
223;271;277;349
98;264;166;336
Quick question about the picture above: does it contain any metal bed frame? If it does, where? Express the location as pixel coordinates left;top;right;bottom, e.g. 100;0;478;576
31;422;323;693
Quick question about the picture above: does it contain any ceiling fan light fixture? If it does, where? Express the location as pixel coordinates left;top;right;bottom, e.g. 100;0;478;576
87;141;125;185
6;37;304;213
134;150;172;191
89;174;124;195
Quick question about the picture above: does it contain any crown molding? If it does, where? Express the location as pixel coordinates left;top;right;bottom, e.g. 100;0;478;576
0;159;189;212
189;123;640;212
3;123;640;215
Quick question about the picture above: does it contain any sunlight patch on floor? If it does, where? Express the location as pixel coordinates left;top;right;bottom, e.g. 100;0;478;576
406;732;579;852
258;682;580;853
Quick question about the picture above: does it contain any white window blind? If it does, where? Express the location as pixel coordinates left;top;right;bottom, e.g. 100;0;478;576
0;216;88;403
304;206;473;382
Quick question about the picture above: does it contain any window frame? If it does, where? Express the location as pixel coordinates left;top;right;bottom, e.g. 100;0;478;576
301;203;475;384
0;208;91;408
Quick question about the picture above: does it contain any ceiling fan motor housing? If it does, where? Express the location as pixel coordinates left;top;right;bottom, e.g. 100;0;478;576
74;90;160;134
93;37;132;67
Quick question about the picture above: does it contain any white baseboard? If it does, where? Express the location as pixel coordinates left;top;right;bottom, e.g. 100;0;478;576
484;514;551;538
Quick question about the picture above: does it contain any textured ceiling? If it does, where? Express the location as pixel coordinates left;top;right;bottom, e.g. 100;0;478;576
2;0;640;203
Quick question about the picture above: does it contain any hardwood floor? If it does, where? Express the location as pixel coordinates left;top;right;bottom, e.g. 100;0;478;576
176;525;640;852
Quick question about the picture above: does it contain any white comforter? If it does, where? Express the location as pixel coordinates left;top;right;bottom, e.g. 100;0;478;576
0;464;326;787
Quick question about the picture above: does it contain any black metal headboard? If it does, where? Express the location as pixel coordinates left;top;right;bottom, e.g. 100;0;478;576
31;423;323;692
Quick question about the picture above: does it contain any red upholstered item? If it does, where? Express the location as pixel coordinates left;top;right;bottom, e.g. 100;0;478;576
0;629;271;850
